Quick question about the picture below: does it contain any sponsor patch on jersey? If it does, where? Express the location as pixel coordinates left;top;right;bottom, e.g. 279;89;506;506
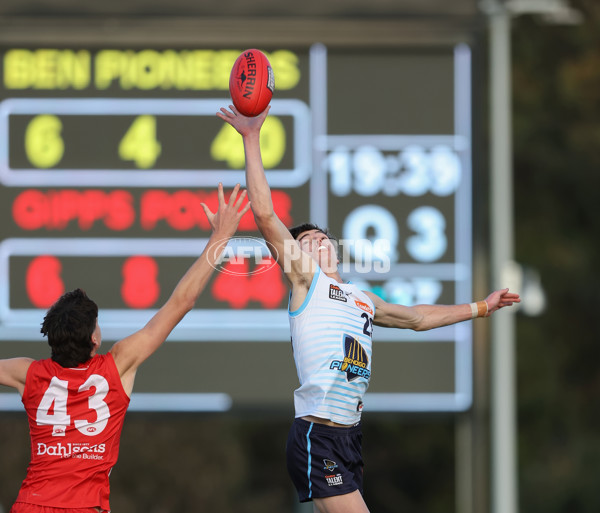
330;335;371;381
36;442;106;459
354;299;373;315
329;284;347;302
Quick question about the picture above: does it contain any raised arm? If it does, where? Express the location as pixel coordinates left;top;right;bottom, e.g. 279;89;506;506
365;288;521;331
0;357;34;396
217;106;316;292
109;183;250;395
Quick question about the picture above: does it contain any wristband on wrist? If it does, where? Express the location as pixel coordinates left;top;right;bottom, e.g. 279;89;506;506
470;300;488;319
469;302;478;319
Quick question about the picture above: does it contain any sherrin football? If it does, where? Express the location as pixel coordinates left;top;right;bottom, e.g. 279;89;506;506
229;49;275;117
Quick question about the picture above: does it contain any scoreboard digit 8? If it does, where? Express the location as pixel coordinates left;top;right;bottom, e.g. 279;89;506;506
0;43;474;412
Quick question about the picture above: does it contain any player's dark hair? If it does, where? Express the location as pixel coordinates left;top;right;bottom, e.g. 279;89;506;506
288;223;338;243
41;288;98;368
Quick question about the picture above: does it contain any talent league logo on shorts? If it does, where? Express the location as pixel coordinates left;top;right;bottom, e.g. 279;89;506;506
330;335;371;382
325;474;344;487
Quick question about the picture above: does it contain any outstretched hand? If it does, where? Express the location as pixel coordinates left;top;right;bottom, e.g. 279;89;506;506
216;104;270;137
201;183;251;238
485;288;521;316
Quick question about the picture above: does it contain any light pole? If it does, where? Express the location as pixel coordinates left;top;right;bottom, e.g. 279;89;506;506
487;4;518;512
481;1;581;513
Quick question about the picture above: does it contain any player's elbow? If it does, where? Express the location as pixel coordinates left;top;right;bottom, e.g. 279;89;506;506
253;209;277;228
412;323;431;332
171;292;197;317
181;295;198;314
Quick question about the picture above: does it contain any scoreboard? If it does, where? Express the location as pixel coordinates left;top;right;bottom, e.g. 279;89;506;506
0;43;474;412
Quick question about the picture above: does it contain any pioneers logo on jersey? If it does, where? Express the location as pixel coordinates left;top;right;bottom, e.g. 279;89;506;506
330;335;371;381
328;284;347;302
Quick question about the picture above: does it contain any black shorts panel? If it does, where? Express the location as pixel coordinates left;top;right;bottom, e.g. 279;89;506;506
286;418;364;502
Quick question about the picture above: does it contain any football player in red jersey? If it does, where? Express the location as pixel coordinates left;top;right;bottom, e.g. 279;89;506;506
0;183;250;513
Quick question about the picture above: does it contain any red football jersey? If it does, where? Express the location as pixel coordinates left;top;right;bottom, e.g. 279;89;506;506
16;353;130;510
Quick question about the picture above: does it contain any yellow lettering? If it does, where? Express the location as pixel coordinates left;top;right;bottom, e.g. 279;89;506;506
267;50;300;90
157;50;179;89
173;51;196;90
91;49;300;91
214;50;241;90
35;49;59;89
4;49;32;89
171;51;201;90
120;51;137;89
189;50;214;90
56;50;90;89
4;49;90;90
95;50;127;89
135;50;161;90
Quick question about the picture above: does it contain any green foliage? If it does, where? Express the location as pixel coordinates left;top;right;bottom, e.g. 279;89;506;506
513;1;600;511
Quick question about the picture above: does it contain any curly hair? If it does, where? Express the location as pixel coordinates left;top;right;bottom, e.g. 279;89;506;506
41;289;98;368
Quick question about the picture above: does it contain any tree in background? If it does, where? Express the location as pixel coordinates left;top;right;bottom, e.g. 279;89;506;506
513;0;600;511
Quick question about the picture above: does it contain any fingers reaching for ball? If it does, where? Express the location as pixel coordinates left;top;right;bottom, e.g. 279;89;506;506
217;105;270;136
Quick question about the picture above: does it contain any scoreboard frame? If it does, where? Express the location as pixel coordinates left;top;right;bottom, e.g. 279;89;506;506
0;40;476;413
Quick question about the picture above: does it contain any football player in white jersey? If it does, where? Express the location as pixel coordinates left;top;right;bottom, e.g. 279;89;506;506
217;105;520;513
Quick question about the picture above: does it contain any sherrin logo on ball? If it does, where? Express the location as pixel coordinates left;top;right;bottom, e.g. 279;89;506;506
229;49;275;117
